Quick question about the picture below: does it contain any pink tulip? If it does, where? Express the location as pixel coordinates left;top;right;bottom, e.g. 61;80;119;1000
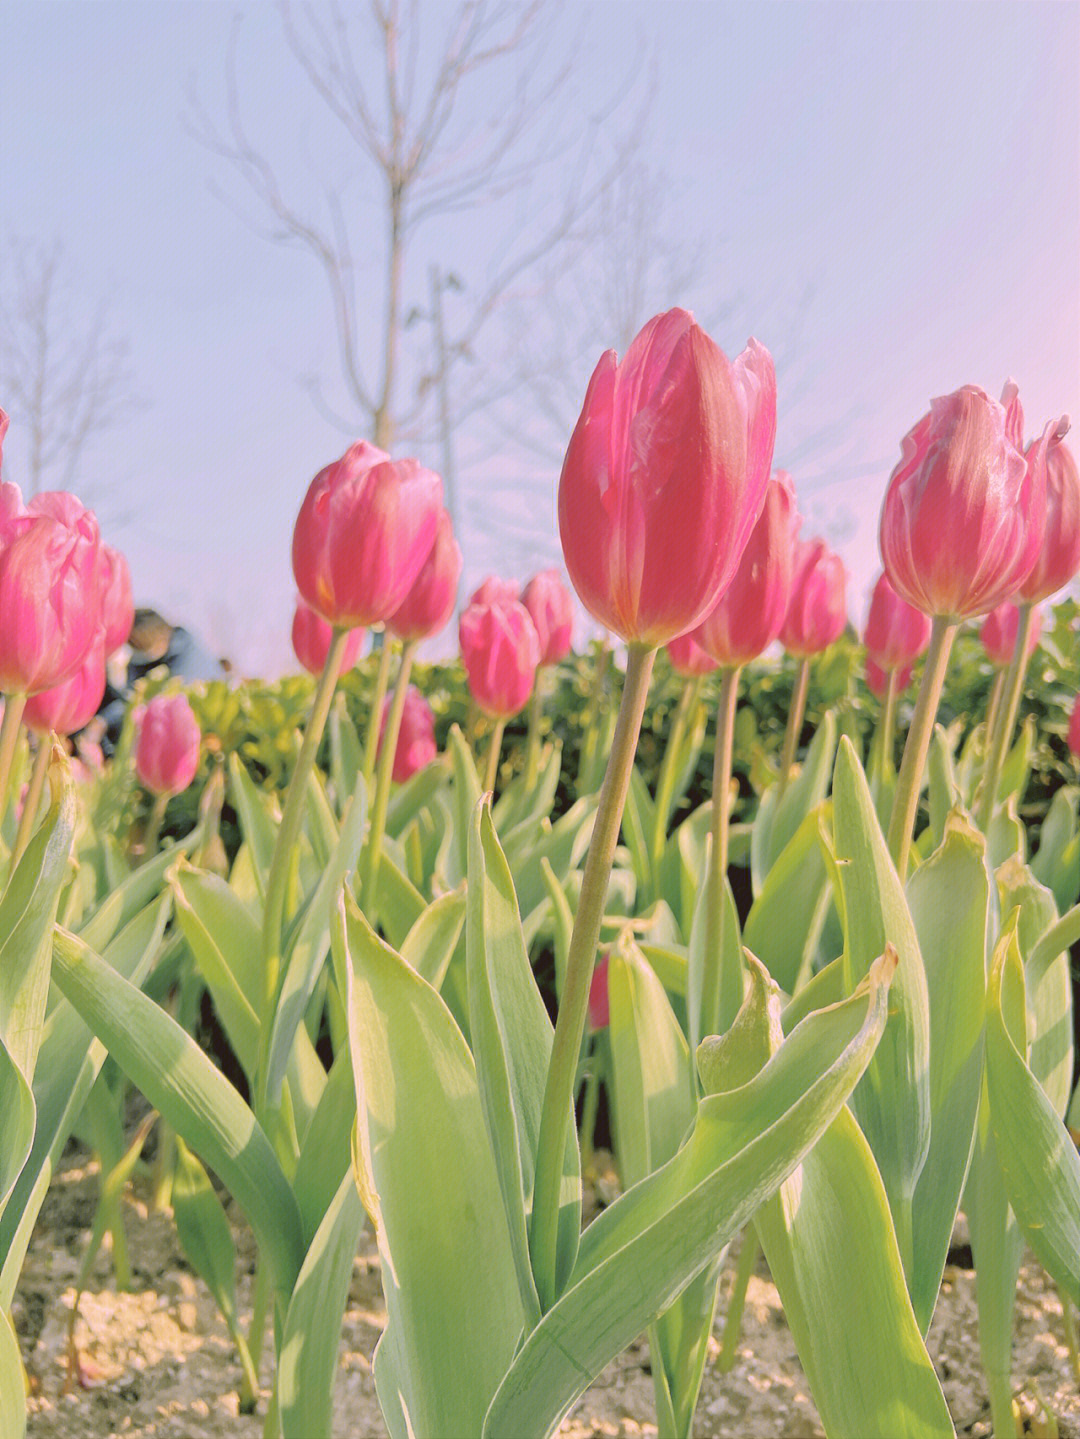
23;636;107;736
1069;695;1080;759
469;577;520;609
135;693;201;796
694;471;797;667
558;308;776;647
866;656;913;699
666;629;719;678
879;384;1047;619
292;440;443;628
0;514;102;695
101;545;134;656
378;685;438;783
459;600;541;718
588;953;610;1031
1016;419;1079;603
780;538;848;658
863;571;932;674
979;602;1043;669
522;570;574;666
291;595;364;676
387;508;462;642
0;481;25;540
0;409;8;473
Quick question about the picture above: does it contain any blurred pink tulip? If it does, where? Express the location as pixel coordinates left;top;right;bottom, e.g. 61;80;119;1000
387;508;462;642
666;629;719;678
0;409;8;472
135;693;201;796
101;545;134;656
863;571;932;674
459;599;540;718
588;953;610;1031
1069;695;1080;759
292;595;364;676
378;685;438;783
469;577;520;609
866;656;913;698
292;441;442;628
522;570;574;666
558;308;776;646
879;384;1047;619
0;481;25;539
979;602;1043;669
780;538;848;658
694;471;796;667
0;514;102;695
1016;419;1079;603
23;635;107;736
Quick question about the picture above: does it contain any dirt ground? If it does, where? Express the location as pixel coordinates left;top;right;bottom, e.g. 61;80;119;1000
14;1145;1080;1439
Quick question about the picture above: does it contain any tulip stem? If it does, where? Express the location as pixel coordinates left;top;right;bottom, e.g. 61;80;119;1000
361;633;394;790
977;602;1034;834
524;673;546;789
12;738;51;867
777;658;810;802
0;690;27;829
484;716;506;795
143;794;169;860
359;639;418;929
985;670;1005;750
702;665;742;1045
530;643;656;1312
258;627;350;1108
649;677;702;896
880;667;898;777
887;616;957;879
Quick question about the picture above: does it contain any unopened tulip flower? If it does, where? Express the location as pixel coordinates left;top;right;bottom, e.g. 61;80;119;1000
469;576;520;609
695;471;797;667
522;570;574;666
980;602;1043;669
387;508;462;642
1016;419;1079;603
292;441;443;628
864;572;932;675
101;546;135;656
0;514;103;695
780;538;847;657
135;693;201;796
866;656;912;699
378;685;437;783
459;599;540;718
879;385;1046;620
666;629;719;678
292;596;364;677
23;637;107;736
1069;695;1080;759
558;308;776;647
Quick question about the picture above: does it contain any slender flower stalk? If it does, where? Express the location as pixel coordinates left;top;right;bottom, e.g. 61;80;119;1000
359;640;418;925
143;794;169;860
484;716;507;795
362;635;395;789
524;675;545;788
530;644;656;1309
886;616;958;878
12;737;51;866
871;667;899;789
0;691;27;826
649;676;703;893
977;601;1035;832
777;657;810;802
702;665;742;1044
984;670;1005;753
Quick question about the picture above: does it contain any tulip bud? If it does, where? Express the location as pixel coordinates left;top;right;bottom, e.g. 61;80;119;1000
386;508;462;642
292;441;443;628
866;656;912;699
134;693;201;796
588;953;610;1031
780;538;847;658
23;636;107;736
378;685;437;783
291;596;364;677
879;385;1045;619
694;471;797;667
863;572;932;674
979;602;1043;669
666;629;719;678
101;545;135;656
1069;694;1080;759
459;600;540;718
1016;419;1079;603
0;514;103;695
558;308;776;647
522;570;574;666
469;577;520;609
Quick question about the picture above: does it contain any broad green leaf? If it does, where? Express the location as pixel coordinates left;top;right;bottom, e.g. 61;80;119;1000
1;1308;25;1439
638;943;689;1001
279;1172;365;1439
77;827;197;953
905;816;988;1333
385;756;451;840
926;726;961;852
540;859;573;1002
400;886;466;990
986;921;1080;1305
228;753;280;900
663;803;711;934
832;737;931;1273
340;896;526;1439
512;795;597;924
496;740;563;837
997;714;1034;806
1031;787;1080;915
0;1040;33;1219
987;795;1025;870
304;765;340;868
293;1047;355;1246
620;766;655;896
172;1138;239;1328
687;863;742;1056
375;851;425;951
765;712;837;873
743;804;832;994
467;801;579;1320
482;952;895;1439
50;927;304;1303
448;724;483;884
780;954;845;1031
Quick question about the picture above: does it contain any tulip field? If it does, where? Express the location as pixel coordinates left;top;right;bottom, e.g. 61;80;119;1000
2;308;1080;1439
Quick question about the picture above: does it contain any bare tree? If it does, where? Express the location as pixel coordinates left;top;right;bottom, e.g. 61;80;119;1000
0;237;143;499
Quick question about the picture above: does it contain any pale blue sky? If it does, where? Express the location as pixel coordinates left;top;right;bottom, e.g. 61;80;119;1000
3;1;1078;674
